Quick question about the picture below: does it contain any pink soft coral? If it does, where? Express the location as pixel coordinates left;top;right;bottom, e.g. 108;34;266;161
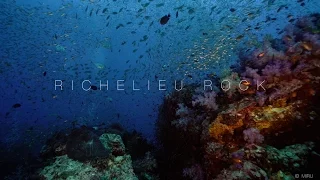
249;40;288;68
241;67;262;87
243;128;264;144
192;91;218;110
261;60;292;78
176;103;190;117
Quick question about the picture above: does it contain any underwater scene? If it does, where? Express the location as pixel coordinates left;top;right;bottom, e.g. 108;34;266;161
1;0;320;179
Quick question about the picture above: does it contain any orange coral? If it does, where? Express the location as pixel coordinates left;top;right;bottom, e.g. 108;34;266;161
208;97;302;144
250;104;296;131
209;112;244;143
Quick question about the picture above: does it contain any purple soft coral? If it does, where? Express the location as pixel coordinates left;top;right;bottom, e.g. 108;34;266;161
243;128;264;144
176;103;190;117
192;91;218;110
262;59;292;78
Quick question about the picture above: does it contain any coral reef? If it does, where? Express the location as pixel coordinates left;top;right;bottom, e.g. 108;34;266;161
99;133;126;156
155;86;207;179
40;132;138;179
66;127;110;162
206;12;320;147
103;155;137;180
40;154;138;180
155;13;320;179
40;126;110;162
37;125;156;179
214;142;314;180
243;128;264;144
40;155;102;179
7;13;320;180
192;91;219;110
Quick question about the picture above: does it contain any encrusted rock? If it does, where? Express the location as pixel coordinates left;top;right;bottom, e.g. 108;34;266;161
100;133;126;156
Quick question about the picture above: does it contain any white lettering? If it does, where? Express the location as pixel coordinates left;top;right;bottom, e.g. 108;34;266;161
159;80;166;90
257;80;266;91
204;80;213;91
100;80;108;90
82;80;91;91
133;80;140;91
239;80;249;91
175;80;183;91
221;79;231;91
117;80;125;90
55;80;63;90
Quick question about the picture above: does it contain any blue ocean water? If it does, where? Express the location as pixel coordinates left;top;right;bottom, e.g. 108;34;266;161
1;0;320;179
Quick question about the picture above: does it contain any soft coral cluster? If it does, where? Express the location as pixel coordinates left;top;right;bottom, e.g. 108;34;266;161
192;91;219;110
240;21;320;105
243;128;264;145
205;13;320;179
156;13;320;180
171;103;193;131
